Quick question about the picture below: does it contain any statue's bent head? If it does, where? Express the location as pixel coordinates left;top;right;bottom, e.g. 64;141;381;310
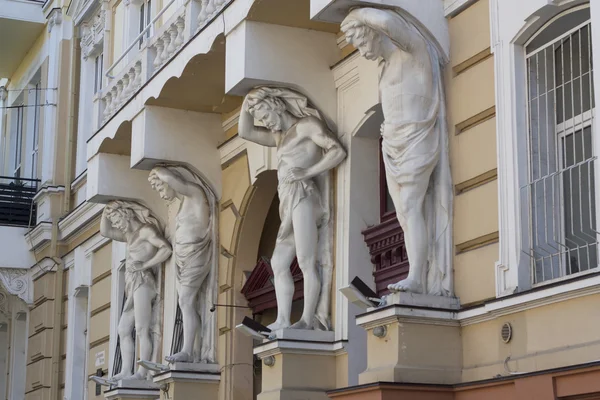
246;88;287;132
149;170;177;201
105;204;134;233
341;16;382;61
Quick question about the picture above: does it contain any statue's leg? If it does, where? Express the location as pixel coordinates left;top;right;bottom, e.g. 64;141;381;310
290;198;319;330
112;308;135;380
166;284;203;363
267;235;296;331
128;284;154;379
386;169;430;294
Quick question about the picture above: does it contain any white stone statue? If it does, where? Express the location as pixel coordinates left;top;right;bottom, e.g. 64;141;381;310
239;86;347;330
148;165;217;364
341;8;453;296
100;200;172;381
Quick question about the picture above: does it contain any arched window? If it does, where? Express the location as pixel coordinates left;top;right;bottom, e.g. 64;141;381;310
522;5;596;284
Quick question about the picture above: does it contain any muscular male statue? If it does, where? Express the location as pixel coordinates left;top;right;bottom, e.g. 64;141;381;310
239;87;346;330
149;165;216;364
100;201;172;381
341;8;453;296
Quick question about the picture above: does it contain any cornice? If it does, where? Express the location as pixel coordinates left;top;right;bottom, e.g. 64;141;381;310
32;185;65;203
58;201;103;242
23;222;53;251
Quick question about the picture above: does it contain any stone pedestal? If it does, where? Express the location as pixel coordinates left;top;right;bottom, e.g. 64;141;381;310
254;329;341;400
356;292;461;385
103;380;160;400
152;363;220;400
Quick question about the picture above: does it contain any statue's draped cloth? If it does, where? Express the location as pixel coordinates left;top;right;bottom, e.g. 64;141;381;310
111;200;163;362
247;87;335;329
168;166;217;363
344;9;453;296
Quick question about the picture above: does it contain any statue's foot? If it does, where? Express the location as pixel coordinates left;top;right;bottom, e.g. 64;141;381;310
290;319;314;330
166;351;192;364
122;371;146;381
267;319;291;331
388;277;423;293
109;372;130;382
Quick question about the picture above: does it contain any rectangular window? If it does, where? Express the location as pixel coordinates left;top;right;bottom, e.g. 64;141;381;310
31;83;40;179
94;54;103;94
11;106;24;178
524;17;596;284
139;1;152;48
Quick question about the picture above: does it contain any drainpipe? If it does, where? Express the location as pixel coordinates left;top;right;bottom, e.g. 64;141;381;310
50;220;64;400
63;16;78;215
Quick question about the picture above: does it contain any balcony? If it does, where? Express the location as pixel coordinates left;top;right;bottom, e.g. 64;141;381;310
0;176;38;269
0;0;45;78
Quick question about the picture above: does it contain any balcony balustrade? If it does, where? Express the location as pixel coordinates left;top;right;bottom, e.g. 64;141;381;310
0;176;39;227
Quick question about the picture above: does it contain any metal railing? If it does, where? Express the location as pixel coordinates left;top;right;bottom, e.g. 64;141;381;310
0;176;39;227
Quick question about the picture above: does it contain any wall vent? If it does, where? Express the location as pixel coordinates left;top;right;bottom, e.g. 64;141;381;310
501;322;512;343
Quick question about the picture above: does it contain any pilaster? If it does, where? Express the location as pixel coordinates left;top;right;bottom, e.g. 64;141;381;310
253;330;342;400
355;293;462;385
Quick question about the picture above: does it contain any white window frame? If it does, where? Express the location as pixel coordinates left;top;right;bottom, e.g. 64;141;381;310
493;0;600;297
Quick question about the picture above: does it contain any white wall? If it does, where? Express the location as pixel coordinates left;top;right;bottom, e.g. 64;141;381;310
0;227;35;269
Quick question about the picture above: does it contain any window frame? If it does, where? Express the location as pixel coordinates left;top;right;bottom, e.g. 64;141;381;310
493;1;599;297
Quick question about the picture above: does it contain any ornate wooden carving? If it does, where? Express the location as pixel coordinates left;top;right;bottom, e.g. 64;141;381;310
362;217;409;296
241;257;303;313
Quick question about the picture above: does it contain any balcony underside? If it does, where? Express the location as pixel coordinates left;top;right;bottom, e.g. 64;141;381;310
0;1;45;78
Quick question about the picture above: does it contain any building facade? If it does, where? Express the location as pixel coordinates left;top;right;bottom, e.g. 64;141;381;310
0;0;598;399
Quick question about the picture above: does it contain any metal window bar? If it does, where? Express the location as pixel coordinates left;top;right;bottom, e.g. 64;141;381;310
112;292;136;377
522;20;596;284
170;304;184;355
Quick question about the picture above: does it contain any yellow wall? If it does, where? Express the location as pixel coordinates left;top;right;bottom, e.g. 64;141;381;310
447;0;498;306
87;242;112;400
462;294;600;381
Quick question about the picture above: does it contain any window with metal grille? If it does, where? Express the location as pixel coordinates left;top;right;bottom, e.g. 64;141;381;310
522;6;596;284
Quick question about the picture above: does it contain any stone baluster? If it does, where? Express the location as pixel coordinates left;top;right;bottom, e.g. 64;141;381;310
160;33;171;63
175;16;185;48
118;75;129;103
167;26;178;54
154;37;164;68
103;91;112;119
133;62;142;89
197;0;210;25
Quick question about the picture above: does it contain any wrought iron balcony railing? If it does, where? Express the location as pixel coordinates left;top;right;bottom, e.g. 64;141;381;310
0;176;39;227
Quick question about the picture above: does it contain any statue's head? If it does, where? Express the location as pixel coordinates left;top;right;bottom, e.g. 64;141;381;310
148;169;177;201
246;88;287;132
341;18;382;61
104;204;135;233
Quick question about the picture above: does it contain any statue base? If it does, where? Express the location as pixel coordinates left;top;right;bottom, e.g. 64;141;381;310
254;329;340;400
357;293;462;385
153;363;220;400
103;380;160;400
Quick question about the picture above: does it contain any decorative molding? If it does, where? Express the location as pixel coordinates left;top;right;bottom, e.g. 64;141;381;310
32;185;65;203
362;218;409;296
81;8;105;60
459;273;600;326
24;222;53;251
455;106;496;134
0;268;32;305
221;110;239;132
241;257;303;314
47;8;63;33
444;0;478;17
454;169;498;195
219;136;246;165
452;47;492;76
58;201;103;242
